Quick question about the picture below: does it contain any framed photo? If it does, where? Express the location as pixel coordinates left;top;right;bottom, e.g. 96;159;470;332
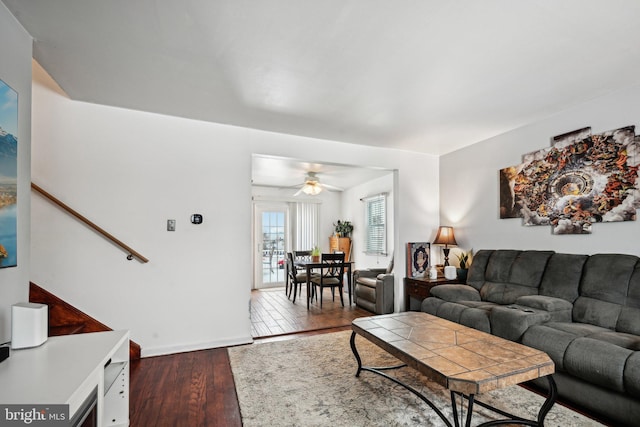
0;78;18;268
406;242;430;277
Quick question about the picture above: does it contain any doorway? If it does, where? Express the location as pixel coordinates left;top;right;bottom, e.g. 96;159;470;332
253;203;287;289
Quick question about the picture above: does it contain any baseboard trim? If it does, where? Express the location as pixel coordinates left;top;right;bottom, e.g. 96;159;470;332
141;335;254;358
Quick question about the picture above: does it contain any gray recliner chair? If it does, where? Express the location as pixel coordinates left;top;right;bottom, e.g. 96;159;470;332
353;256;394;314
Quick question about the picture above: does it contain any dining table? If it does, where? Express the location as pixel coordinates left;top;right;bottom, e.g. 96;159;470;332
294;259;354;309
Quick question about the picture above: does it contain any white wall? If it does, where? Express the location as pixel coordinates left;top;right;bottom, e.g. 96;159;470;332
440;84;640;260
31;62;439;356
0;4;32;344
342;173;395;270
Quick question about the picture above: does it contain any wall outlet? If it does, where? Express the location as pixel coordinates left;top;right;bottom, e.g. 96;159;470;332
167;219;176;231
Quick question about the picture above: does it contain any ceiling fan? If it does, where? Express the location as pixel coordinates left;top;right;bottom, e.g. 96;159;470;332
293;172;343;196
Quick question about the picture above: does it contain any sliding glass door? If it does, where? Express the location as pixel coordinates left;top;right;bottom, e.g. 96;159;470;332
254;204;287;289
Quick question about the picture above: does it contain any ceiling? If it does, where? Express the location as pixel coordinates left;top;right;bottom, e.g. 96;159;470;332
5;1;640;157
252;155;392;191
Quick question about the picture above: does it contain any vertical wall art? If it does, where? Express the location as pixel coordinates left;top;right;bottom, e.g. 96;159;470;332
500;126;640;234
406;242;430;277
0;78;17;267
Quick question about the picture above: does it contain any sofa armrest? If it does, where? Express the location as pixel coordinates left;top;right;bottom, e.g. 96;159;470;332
375;274;394;314
515;295;573;312
353;269;378;280
430;284;481;302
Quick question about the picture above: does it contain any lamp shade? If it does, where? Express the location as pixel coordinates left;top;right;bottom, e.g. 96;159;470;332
433;226;457;247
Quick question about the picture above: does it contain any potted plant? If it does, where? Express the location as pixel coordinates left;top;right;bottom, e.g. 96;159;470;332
456;250;472;282
333;220;353;238
311;246;321;262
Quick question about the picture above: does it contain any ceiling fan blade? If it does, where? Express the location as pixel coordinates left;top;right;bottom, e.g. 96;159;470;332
293;187;304;197
321;183;344;192
285;183;304;189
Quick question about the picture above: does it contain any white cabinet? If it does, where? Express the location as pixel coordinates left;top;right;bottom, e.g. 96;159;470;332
0;330;130;427
102;334;129;427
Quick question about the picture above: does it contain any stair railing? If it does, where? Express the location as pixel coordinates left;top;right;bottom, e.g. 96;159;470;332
31;183;149;263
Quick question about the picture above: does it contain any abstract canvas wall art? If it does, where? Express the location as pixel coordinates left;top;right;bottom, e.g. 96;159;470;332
500;126;640;234
0;78;18;267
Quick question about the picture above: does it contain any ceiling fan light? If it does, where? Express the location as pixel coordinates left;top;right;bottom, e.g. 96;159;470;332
302;183;322;195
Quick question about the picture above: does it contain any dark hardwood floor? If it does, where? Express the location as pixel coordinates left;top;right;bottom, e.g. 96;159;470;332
129;287;371;426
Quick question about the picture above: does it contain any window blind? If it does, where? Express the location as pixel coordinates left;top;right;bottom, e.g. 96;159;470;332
292;202;320;251
364;194;386;255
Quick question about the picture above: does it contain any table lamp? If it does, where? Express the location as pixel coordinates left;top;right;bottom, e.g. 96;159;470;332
433;226;457;266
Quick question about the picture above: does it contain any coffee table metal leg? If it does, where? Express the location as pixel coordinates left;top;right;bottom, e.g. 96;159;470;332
450;391;475;427
350;332;454;427
349;331;363;377
537;375;558;426
451;375;558;427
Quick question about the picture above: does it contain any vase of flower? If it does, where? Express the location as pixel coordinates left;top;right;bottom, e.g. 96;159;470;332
311;246;321;262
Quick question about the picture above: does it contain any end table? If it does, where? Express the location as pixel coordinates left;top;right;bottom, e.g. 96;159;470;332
404;276;459;311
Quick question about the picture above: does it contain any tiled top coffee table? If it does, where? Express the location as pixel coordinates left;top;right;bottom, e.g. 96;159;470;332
350;312;557;427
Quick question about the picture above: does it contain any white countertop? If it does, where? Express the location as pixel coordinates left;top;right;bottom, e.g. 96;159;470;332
0;330;129;416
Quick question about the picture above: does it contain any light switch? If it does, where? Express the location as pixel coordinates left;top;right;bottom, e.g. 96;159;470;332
167;219;176;231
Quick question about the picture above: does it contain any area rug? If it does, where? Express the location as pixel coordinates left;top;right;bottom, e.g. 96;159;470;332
228;331;603;427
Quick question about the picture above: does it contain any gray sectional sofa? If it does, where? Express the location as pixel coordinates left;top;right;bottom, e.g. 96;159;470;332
421;249;640;427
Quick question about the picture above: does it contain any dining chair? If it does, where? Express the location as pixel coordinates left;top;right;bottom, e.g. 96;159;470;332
294;250;312;271
293;250;318;300
286;252;313;303
310;252;345;308
285;252;293;299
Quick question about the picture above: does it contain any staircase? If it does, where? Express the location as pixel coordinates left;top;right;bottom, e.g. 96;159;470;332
29;282;141;360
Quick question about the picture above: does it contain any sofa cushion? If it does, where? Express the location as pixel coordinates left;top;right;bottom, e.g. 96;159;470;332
522;324;576;371
356;276;377;288
421;297;445;315
624;352;640;398
480;282;537;305
355;283;376;301
426;300;496;333
491;306;552;342
573;254;637;327
457;301;498;310
618;306;640;336
459;307;492;333
587;331;640;351
618;264;640;335
541;321;610;337
430;284;481;302
627;263;640;309
564;337;633;393
434;302;468;324
478;250;551;305
580;254;637;304
515;295;573;312
485;250;521;283
508;250;554;288
538;253;587;302
522;321;612;372
573;297;623;330
466;250;493;291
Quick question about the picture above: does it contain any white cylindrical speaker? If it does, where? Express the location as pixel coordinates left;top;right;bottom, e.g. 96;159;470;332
11;302;48;349
444;265;457;280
